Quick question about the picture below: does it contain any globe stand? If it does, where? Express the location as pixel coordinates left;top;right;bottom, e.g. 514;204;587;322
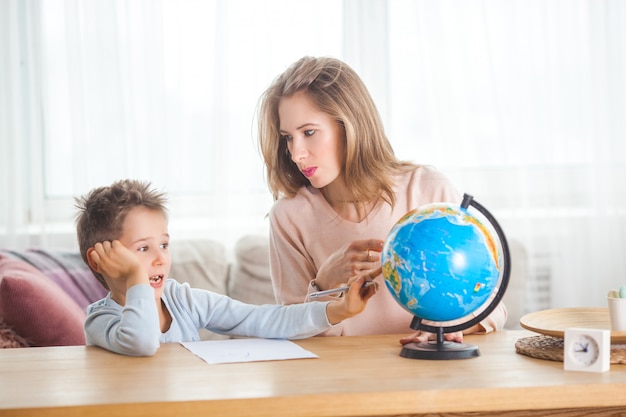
400;317;480;360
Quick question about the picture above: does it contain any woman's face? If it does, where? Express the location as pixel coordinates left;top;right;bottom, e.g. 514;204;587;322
278;91;344;189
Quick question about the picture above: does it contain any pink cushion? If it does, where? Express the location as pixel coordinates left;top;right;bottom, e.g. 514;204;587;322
0;249;108;310
0;258;86;346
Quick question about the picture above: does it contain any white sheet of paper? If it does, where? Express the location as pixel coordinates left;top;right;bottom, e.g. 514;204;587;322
180;338;319;364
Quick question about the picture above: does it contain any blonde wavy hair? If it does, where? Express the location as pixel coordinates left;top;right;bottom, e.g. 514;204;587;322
257;56;416;206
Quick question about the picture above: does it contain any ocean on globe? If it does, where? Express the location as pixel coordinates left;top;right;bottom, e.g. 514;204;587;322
382;203;503;322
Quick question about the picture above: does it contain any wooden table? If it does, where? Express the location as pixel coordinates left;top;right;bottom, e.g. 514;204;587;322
1;331;625;417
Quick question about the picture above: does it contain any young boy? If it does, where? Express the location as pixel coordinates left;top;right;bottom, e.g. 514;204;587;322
75;179;378;356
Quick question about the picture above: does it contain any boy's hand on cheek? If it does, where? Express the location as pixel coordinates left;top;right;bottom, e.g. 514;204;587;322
90;240;148;289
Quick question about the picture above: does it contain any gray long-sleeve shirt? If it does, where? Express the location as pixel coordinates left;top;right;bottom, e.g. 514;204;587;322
85;279;332;356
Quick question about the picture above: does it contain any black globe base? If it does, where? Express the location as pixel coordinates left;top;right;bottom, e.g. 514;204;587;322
400;341;480;360
400;318;481;360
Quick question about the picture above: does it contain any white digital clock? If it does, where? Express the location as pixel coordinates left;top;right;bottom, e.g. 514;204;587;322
563;328;610;373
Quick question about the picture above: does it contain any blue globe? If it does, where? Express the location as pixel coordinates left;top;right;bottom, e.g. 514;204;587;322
382;202;503;322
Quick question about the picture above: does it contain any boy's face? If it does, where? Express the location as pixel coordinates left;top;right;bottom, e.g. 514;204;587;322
118;206;171;300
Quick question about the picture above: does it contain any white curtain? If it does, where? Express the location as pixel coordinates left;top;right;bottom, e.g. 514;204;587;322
1;0;344;249
1;0;625;310
387;0;626;310
1;0;45;248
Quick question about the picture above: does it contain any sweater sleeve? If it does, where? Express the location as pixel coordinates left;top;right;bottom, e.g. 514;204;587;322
476;301;508;333
168;282;333;339
84;284;161;356
268;202;319;306
266;167;508;337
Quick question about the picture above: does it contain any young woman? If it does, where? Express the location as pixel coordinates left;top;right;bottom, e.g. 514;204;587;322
257;56;507;343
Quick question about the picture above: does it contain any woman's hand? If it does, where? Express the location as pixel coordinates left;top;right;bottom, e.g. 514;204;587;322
313;239;384;291
399;323;485;345
399;330;464;344
325;275;379;324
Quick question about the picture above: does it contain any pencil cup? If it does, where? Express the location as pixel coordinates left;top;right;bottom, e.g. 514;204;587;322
607;296;626;331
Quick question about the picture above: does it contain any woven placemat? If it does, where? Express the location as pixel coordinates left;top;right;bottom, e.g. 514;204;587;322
515;335;626;364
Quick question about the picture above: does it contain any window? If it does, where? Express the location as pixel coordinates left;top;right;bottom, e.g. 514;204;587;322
2;0;625;309
30;0;345;245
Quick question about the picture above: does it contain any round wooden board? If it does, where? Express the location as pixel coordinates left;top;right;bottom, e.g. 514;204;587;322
519;307;626;343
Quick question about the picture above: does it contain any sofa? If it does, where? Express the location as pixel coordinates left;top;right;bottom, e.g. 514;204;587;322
0;234;528;348
0;235;276;348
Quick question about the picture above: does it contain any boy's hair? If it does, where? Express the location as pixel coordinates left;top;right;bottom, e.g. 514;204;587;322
257;56;416;205
75;179;168;289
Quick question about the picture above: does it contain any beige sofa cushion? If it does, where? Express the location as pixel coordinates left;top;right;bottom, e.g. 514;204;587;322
169;239;230;340
169;239;229;295
228;235;276;305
